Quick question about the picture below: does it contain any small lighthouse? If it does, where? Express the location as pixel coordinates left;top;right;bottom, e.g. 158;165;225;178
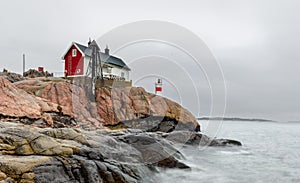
155;78;163;95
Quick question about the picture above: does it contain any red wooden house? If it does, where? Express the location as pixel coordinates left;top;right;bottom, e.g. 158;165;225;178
62;41;130;80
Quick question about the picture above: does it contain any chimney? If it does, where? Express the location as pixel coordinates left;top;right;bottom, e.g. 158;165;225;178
105;45;109;55
88;38;92;46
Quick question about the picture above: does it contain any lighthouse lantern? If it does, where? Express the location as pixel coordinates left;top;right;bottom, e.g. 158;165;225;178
155;78;163;95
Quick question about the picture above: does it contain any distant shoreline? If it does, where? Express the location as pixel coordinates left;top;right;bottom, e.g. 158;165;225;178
197;117;276;122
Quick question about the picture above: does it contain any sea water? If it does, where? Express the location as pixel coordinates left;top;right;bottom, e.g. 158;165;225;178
147;121;300;183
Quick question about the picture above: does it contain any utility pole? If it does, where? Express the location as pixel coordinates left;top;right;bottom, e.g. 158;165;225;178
22;54;25;76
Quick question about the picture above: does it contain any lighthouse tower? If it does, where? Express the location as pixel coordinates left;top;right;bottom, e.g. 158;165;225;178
155;79;163;95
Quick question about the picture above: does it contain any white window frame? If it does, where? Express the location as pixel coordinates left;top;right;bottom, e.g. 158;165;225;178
72;49;77;57
107;67;112;74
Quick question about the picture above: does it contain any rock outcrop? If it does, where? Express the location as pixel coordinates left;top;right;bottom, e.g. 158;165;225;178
23;69;53;78
162;131;242;146
0;122;241;183
96;87;199;132
0;76;242;183
0;122;191;183
0;69;24;83
0;77;72;128
14;78;102;130
13;77;199;132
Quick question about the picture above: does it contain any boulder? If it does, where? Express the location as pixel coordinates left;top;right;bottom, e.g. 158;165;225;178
117;133;190;169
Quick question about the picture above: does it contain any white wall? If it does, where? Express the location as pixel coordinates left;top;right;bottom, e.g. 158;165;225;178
82;57;130;81
84;56;92;77
111;67;130;81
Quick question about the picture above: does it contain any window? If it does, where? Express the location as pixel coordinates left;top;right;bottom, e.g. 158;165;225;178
72;49;77;57
121;72;125;78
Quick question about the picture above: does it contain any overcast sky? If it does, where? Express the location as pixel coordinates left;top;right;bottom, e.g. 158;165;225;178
1;0;299;121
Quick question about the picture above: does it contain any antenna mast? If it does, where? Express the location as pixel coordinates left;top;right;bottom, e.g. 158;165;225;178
22;54;25;76
89;40;103;95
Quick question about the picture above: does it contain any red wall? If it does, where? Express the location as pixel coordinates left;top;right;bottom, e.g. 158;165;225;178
64;45;84;76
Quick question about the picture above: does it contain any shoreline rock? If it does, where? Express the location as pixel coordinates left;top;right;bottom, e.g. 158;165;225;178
0;122;241;183
106;116;200;133
0;75;242;182
0;122;188;182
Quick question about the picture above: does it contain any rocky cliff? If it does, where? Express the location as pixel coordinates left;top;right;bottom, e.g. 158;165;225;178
95;86;199;132
13;77;199;132
0;76;241;183
13;78;101;129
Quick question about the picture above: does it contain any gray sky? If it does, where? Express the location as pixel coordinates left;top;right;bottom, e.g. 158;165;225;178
1;0;299;121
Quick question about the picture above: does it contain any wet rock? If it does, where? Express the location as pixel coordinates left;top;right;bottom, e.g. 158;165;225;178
0;121;242;182
109;116;199;133
33;159;74;183
155;156;190;169
163;131;242;147
209;139;242;146
117;133;189;169
0;122;190;182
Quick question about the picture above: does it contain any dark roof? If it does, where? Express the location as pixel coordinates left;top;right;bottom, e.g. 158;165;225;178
74;43;88;54
99;52;130;70
74;42;130;70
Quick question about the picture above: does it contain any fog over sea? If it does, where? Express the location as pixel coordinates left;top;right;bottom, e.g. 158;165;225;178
145;120;300;183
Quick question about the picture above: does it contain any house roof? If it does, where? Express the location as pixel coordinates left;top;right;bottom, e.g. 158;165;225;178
73;42;131;70
74;42;88;54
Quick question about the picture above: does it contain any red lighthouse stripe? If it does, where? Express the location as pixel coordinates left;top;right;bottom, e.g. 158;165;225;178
156;87;162;92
